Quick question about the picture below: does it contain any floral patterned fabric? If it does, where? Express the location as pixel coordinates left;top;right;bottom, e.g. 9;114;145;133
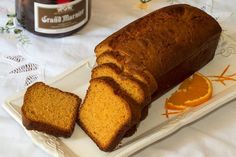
0;0;236;156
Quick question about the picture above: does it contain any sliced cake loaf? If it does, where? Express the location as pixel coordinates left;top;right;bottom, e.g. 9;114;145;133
80;4;221;151
21;82;81;137
92;63;151;108
78;77;141;151
96;50;157;95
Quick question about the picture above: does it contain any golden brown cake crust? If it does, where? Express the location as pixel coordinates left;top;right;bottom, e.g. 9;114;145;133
95;4;222;79
21;82;81;138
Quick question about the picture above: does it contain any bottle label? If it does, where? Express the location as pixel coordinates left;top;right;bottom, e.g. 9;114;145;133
34;0;88;34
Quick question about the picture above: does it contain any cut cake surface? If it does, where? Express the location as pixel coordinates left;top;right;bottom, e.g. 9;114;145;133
78;77;141;151
92;63;151;107
21;82;81;137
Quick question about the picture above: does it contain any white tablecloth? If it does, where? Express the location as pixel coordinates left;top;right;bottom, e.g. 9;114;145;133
1;0;236;156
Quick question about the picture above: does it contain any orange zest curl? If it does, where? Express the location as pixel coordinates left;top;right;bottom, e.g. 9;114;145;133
162;109;181;118
207;65;236;86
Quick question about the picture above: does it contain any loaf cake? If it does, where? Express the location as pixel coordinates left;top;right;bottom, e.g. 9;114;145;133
78;77;141;151
21;82;81;137
95;4;221;95
78;4;222;151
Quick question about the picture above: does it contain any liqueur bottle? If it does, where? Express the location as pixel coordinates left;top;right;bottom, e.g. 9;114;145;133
16;0;91;37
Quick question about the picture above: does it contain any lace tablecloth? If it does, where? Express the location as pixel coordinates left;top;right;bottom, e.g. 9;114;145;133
1;0;236;156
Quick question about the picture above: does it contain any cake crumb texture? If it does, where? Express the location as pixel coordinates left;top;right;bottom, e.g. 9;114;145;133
21;82;81;137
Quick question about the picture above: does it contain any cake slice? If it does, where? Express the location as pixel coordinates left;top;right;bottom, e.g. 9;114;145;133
96;50;157;94
78;77;141;151
21;82;81;137
92;63;151;137
92;63;151;108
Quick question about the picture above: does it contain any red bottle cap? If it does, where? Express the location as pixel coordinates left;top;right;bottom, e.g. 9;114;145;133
57;0;71;4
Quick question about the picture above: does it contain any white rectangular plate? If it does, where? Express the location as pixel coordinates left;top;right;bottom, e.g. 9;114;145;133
3;33;236;157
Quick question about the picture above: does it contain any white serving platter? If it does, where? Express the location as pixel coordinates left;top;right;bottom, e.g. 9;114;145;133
3;33;236;157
